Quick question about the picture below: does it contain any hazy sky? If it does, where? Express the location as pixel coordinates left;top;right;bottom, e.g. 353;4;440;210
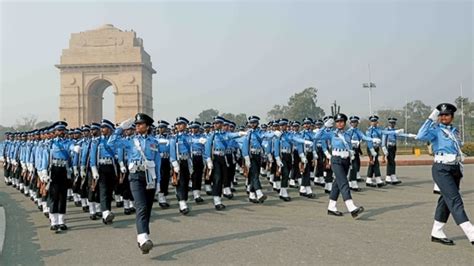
1;0;472;126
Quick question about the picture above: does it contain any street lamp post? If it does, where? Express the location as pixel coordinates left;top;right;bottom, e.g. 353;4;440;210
362;64;376;115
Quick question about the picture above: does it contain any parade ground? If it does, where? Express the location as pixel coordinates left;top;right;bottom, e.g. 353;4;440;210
1;165;473;265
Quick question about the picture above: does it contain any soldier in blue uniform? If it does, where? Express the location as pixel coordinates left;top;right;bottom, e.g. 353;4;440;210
313;119;325;187
365;115;403;188
346;116;366;191
289;121;302;188
381;117;417;185
321;116;335;194
109;113;161;254
416;103;474;246
156;120;171;208
189;121;205;203
117;123;137;215
316;114;366;218
89;119;117;225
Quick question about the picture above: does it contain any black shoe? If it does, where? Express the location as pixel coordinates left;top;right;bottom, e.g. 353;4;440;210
89;214;98;220
50;225;58;231
299;192;308;197
385;181;393;185
279;196;291;202
97;212;102;217
324;190;331;194
74;201;81;207
431;236;455;246
350;187;362;192
356;178;364;182
59;224;68;231
206;191;212;196
116;201;124;208
376;183;386;188
223;194;234;200
82;206;89;213
130;207;136;213
230;188;236;192
258;195;267;203
249;198;259;204
139;240;154;254
232;181;238;186
273;188;281;193
366;183;376;188
195;197;204;204
215;204;226;211
44;213;49;218
159;202;170;209
153;198;158;202
20;188;24;194
68;196;74;202
392;180;402;185
433;190;441;195
351;206;364;219
328;210;344;217
38;205;43;211
50;225;61;233
180;208;190;215
305;193;316;199
124;208;132;215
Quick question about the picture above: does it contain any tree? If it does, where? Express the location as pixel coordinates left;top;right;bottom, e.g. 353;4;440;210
14;115;38;132
195;109;219;123
221;113;247;127
454;96;474;142
267;87;325;121
36;120;54;129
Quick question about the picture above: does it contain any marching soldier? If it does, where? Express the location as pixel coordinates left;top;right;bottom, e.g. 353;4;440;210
156;120;171;208
89;119;117;225
86;123;102;219
289;121;302;188
318;114;365;219
346;116;365;191
109;114;161;254
189;121;205;203
381;117;416;184
415;103;474;246
296;118;318;198
313;119;326;187
117;123;136;215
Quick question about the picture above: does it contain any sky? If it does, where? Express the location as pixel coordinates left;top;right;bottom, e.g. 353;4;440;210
0;0;472;126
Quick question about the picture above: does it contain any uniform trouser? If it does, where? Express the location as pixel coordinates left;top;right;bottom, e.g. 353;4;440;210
225;154;236;187
3;164;9;178
48;165;68;214
121;170;134;201
248;154;263;192
114;163;123;197
291;150;301;181
160;158;170;196
270;155;277;177
15;166;22;183
192;155;204;191
72;175;82;195
88;169;100;203
329;157;352;201
212;155;227;196
79;173;89;199
432;163;469;225
98;164;116;212
386;145;397;175
129;171;156;234
176;159;190;201
367;147;381;177
316;147;324;177
280;153;292;188
349;151;361;181
28;171;37;193
301;153;314;186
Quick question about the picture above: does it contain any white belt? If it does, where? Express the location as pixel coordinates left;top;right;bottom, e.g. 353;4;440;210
213;151;225;156
98;158;114;165
51;159;67;167
160;153;170;159
332;150;350;158
250;148;262;154
178;154;189;160
388;142;396;147
281;148;292;154
434;154;459;164
192;151;203;156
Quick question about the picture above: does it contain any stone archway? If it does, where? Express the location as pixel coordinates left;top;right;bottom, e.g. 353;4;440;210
56;24;156;127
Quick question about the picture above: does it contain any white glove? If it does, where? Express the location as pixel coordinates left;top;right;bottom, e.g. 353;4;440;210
238;131;248;137
324;118;334;128
12;160;17;166
73;145;81;154
299;153;308;164
43;174;50;183
91;166;99;180
27;163;33;172
119;161;127;174
6;158;10;163
324;151;332;160
350;150;355;161
428;109;440;121
0;156;4;162
276;158;283;167
267;154;273;163
382;147;388;155
21;162;26;169
73;167;79;177
313;151;318;160
67;168;73;179
40;170;48;182
372;138;381;144
119;118;135;129
304;140;313;146
206;158;213;170
274;130;282;138
172;161;180;173
395;129;404;134
198;137;207;145
370;148;377;157
244;156;251;168
158;139;169;145
407;133;417;138
80;166;86;177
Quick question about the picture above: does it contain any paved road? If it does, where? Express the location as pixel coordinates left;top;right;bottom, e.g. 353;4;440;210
0;166;473;265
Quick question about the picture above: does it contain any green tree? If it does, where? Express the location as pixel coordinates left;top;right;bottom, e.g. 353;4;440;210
195;109;219;123
454;96;474;141
267;87;325;121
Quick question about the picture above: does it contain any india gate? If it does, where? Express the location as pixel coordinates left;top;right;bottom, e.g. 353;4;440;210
56;24;156;127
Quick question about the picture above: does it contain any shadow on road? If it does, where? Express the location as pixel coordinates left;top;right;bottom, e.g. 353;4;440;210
358;201;430;221
151;227;286;261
